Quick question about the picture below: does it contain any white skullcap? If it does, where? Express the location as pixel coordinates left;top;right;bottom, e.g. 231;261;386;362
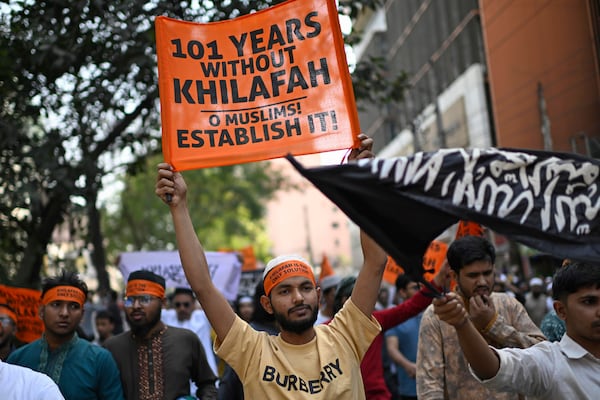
263;255;313;279
529;277;543;287
319;275;342;291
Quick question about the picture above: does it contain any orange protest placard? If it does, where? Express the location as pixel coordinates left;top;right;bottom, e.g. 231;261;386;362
0;284;43;343
155;0;360;170
382;256;404;285
422;240;448;282
455;220;484;239
382;240;453;290
239;246;258;272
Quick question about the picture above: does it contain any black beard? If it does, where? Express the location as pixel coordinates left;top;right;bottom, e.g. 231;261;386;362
127;311;162;338
273;305;318;334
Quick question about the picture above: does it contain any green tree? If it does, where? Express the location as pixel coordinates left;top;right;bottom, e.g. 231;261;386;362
101;154;287;264
0;0;407;289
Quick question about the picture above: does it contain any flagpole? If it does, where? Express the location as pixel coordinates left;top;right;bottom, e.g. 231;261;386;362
303;205;315;267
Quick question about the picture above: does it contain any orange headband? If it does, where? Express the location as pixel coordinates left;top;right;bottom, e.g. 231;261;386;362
264;260;316;296
42;286;86;307
126;279;165;298
0;305;18;325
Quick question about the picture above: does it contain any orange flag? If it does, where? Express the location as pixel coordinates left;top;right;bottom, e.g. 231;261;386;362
240;246;258;272
382;240;450;286
383;256;404;285
422;240;448;282
155;0;360;170
455;220;484;239
319;253;335;281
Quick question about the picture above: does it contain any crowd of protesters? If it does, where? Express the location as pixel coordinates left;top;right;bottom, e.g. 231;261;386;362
0;133;596;399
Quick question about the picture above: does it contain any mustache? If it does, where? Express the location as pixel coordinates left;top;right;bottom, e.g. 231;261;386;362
592;320;600;328
288;305;312;314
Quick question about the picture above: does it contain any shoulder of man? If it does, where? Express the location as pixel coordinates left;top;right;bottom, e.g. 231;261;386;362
491;291;526;309
6;339;40;362
102;331;130;350
165;325;201;342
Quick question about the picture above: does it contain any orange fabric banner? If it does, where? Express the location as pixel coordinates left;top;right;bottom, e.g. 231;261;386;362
240;246;258;272
455;220;484;239
382;240;452;287
319;253;335;280
422;240;448;281
0;284;44;344
155;0;360;170
383;256;405;285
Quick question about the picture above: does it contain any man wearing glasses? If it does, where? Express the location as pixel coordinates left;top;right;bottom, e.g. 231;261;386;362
161;287;218;378
104;270;217;400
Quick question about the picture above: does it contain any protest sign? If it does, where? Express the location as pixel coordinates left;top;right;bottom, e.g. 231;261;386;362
0;285;43;343
422;240;448;281
455;220;484;239
383;256;404;285
238;269;265;297
382;240;448;285
118;251;241;302
155;0;360;170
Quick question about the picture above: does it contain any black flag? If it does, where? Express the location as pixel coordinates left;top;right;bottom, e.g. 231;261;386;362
287;148;600;279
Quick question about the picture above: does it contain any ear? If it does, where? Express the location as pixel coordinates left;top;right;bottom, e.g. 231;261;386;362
38;305;45;320
161;297;168;307
398;288;407;299
316;286;322;303
449;269;458;283
553;300;567;322
260;294;274;315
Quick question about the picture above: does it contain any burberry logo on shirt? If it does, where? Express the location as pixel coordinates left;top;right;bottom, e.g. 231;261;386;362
262;358;343;394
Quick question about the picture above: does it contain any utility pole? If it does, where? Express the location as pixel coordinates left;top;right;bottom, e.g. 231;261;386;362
428;60;447;149
538;82;553;151
405;92;422;152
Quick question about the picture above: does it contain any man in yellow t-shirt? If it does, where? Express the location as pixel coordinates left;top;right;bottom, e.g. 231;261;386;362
216;255;380;398
155;134;388;399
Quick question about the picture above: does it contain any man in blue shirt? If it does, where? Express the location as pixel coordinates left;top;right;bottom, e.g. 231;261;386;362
385;274;423;400
8;270;124;400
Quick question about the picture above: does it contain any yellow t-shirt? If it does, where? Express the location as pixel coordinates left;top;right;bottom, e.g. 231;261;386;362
215;299;381;399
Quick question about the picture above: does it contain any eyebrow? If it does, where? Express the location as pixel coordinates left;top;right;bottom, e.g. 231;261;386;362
465;269;493;275
276;280;314;289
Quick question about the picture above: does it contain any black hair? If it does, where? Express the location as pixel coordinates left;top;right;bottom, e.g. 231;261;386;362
252;280;275;324
174;287;195;297
128;270;166;288
333;276;356;315
395;274;413;291
171;287;195;304
446;235;496;273
41;270;88;301
95;309;115;324
552;260;600;302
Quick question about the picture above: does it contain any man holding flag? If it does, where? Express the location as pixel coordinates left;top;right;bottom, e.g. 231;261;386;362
156;134;391;399
416;235;545;399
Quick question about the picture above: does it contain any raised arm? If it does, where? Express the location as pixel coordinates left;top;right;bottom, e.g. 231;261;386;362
350;230;388;316
346;133;388;316
155;164;236;342
433;292;500;380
